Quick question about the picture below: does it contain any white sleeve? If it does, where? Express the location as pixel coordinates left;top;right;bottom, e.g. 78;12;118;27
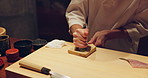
126;0;148;41
65;0;88;28
125;1;148;51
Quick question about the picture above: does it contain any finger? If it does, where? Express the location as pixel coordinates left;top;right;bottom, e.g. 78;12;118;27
88;36;97;44
76;29;88;38
73;38;87;45
94;39;102;46
72;32;77;38
73;32;87;41
94;37;106;47
73;42;88;48
84;29;89;37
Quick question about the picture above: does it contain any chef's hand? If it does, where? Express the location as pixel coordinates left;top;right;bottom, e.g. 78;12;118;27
88;29;130;47
73;29;89;48
88;30;111;47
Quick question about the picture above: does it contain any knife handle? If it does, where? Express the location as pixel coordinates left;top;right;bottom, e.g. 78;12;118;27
19;60;51;75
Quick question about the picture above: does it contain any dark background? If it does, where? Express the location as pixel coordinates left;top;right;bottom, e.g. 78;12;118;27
36;0;72;42
0;0;72;41
0;0;147;56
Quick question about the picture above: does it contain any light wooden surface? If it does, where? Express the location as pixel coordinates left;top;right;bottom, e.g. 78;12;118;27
6;42;148;78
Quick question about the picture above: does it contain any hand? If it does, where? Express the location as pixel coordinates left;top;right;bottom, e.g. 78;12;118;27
88;29;130;47
73;29;89;48
88;30;111;47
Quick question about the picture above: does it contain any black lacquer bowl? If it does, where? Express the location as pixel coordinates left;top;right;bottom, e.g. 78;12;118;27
14;40;32;57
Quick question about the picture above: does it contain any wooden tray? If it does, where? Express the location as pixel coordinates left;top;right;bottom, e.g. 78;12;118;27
68;44;96;58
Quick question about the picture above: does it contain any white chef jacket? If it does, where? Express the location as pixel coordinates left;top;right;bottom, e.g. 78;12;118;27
66;0;148;53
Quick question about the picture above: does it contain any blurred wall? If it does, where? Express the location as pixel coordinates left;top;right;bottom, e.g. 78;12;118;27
0;0;38;39
36;0;72;42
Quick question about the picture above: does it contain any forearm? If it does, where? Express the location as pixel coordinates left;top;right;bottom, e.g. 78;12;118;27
66;0;88;35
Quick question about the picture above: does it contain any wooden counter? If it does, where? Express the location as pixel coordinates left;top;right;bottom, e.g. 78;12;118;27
5;42;148;78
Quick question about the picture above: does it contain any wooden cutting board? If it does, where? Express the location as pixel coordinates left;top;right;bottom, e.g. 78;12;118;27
5;42;148;78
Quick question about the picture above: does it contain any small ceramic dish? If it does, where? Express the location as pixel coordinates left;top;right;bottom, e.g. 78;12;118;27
32;39;47;50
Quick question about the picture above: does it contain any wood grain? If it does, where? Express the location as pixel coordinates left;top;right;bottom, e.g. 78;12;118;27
5;42;148;78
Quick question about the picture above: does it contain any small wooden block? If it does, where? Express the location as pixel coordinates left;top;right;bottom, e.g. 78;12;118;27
68;44;96;58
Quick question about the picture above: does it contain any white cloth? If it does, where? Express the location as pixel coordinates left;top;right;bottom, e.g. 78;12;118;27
66;0;148;53
45;39;66;48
